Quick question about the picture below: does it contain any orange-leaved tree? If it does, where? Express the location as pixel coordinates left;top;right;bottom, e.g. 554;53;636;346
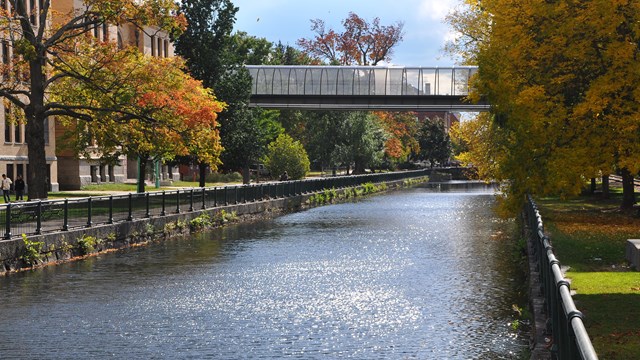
373;111;419;166
297;12;404;65
53;51;225;193
0;0;185;198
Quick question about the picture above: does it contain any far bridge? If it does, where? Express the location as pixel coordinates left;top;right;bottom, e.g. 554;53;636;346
246;65;489;112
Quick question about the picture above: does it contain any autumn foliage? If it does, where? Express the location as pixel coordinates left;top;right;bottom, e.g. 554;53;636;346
297;12;404;65
447;0;640;210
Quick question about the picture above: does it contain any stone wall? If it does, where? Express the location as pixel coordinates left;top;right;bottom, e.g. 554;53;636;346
0;178;425;275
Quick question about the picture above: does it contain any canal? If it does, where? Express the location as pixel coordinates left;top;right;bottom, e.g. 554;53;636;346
0;187;529;359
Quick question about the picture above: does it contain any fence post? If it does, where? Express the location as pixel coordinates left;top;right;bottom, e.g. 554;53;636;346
87;197;93;227
35;200;42;235
108;196;113;224
127;193;133;221
189;189;194;211
62;199;69;231
176;190;180;213
4;204;11;239
201;188;206;210
161;191;166;216
145;193;150;218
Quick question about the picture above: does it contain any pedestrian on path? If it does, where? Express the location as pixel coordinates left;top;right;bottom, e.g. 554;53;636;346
14;175;25;201
2;174;12;203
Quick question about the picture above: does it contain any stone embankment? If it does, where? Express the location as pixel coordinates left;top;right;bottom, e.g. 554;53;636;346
0;178;426;275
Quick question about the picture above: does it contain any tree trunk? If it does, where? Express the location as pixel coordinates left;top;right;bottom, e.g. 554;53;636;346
242;164;250;184
620;168;636;209
590;178;596;194
198;162;207;187
26;56;48;200
137;157;147;193
602;175;610;199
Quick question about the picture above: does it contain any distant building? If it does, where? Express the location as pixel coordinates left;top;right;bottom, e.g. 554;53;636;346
416;111;460;131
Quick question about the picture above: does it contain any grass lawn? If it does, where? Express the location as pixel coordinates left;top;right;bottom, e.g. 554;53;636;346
537;192;640;359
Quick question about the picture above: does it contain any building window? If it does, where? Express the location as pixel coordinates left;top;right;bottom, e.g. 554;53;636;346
14;121;21;143
150;35;156;56
6;164;13;181
90;165;98;183
164;40;169;58
4;106;10;143
103;23;109;42
158;37;163;57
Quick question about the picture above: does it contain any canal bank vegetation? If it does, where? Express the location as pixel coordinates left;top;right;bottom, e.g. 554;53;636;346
306;181;392;206
4;176;429;275
537;192;640;359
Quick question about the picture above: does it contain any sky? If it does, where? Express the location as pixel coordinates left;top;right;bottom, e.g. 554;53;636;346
231;0;461;67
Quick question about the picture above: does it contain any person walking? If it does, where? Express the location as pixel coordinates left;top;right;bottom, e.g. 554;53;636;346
1;174;12;203
14;175;25;201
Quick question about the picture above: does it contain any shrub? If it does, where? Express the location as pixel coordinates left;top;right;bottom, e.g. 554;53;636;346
190;213;212;230
77;234;101;255
20;234;43;266
264;134;310;180
205;172;242;183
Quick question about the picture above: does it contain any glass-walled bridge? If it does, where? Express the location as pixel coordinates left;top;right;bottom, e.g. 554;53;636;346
246;65;489;111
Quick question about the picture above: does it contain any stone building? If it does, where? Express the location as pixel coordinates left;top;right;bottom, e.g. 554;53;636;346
50;0;178;189
0;0;58;191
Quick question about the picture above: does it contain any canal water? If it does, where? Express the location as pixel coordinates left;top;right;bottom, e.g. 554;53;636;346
0;187;529;359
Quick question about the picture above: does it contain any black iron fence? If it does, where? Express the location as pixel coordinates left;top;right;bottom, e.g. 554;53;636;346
525;195;598;360
1;169;428;239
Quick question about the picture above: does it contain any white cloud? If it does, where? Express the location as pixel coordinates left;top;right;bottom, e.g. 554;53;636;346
418;0;458;21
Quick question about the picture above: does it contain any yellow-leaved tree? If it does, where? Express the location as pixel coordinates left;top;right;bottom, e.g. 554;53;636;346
447;0;640;211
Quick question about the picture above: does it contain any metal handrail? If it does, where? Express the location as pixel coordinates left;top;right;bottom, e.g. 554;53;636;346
525;195;598;360
0;169;430;240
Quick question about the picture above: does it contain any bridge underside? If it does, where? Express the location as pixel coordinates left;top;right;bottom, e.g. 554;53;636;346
249;95;489;112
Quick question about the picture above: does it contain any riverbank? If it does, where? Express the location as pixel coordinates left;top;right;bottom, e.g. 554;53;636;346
536;192;640;359
0;177;426;275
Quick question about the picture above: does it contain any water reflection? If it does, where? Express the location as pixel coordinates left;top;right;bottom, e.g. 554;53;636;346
0;188;528;359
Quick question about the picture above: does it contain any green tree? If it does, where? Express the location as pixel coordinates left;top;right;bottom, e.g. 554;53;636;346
174;0;237;187
417;117;451;168
0;0;183;199
332;112;386;174
264;134;310;180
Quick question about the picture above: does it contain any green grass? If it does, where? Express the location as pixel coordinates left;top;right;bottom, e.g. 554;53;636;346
537;193;640;358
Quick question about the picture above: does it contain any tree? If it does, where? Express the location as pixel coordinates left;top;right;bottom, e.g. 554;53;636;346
297;12;404;65
373;111;420;167
446;0;640;210
332;111;386;174
264;134;310;180
174;0;237;187
53;55;225;193
0;0;184;199
417;117;451;168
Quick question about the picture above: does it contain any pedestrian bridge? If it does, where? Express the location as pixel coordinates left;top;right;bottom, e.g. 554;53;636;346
246;65;489;111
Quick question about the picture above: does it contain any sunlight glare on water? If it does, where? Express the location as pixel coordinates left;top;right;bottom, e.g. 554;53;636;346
0;187;528;359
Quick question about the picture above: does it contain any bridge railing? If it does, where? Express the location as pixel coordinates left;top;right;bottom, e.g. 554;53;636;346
525;195;598;360
0;169;429;239
246;65;477;97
